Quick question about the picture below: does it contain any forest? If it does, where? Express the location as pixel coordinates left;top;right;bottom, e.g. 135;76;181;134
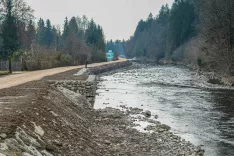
0;0;106;72
106;0;234;76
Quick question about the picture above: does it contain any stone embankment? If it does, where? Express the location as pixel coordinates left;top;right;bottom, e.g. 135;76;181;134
48;75;97;104
48;60;132;105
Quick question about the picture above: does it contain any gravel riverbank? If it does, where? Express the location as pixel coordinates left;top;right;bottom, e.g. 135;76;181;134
92;106;205;156
93;63;205;156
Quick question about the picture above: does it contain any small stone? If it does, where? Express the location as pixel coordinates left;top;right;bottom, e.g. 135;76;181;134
160;124;171;131
104;140;111;145
22;152;33;156
53;140;63;147
46;145;55;152
33;123;44;137
0;134;7;139
50;111;59;117
41;150;53;156
0;143;8;151
154;115;159;119
144;110;151;117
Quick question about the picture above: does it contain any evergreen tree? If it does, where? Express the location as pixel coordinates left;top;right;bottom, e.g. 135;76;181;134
26;19;36;50
158;4;170;25
51;26;57;49
134;20;146;35
45;19;53;47
62;17;69;40
146;13;153;28
97;25;105;51
2;0;19;73
68;17;78;35
37;18;45;45
166;0;195;57
86;18;97;46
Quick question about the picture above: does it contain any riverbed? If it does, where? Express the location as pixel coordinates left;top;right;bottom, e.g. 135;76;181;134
94;65;234;156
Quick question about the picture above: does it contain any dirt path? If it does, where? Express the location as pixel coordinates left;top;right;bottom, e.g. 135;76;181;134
0;59;126;89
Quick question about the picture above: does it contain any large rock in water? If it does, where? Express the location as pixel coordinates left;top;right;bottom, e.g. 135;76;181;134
144;110;151;118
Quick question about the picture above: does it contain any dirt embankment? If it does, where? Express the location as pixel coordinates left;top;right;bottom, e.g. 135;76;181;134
0;79;103;156
0;61;204;156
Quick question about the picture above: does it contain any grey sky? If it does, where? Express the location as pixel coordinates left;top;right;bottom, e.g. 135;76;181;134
25;0;174;40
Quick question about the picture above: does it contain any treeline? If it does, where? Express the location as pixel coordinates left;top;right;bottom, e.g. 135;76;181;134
123;0;234;75
106;40;125;57
124;1;195;61
0;0;106;72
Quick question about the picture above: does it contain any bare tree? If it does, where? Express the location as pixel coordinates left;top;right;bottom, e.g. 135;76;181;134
0;0;34;23
200;0;234;74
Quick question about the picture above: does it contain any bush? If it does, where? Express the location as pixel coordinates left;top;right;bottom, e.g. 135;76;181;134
22;45;75;71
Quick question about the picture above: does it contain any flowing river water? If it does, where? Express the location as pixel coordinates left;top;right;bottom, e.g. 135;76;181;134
94;65;234;156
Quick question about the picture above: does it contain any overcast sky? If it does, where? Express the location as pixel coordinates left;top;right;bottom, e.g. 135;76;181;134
24;0;174;40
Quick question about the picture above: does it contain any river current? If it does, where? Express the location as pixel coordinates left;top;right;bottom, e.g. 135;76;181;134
94;65;234;156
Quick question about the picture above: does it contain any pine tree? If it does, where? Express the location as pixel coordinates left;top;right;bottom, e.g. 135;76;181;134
51;26;58;50
68;17;78;35
26;19;36;50
45;19;53;47
37;18;46;46
166;0;195;57
97;25;105;51
86;18;97;45
62;17;69;40
2;0;19;73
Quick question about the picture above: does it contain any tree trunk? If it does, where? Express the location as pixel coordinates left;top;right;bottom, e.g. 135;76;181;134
8;56;12;74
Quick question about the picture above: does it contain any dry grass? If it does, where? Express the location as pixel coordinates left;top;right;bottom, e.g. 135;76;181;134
0;71;9;76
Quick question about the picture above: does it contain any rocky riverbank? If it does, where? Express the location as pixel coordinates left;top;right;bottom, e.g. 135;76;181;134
160;60;234;87
135;58;234;88
92;106;205;156
93;63;205;156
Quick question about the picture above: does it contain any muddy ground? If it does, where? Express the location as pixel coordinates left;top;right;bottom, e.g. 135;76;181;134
0;67;204;156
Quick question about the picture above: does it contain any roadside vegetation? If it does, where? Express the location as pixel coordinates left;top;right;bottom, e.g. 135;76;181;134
0;0;106;73
0;71;8;76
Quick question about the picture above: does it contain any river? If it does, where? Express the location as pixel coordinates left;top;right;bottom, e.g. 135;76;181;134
94;65;234;156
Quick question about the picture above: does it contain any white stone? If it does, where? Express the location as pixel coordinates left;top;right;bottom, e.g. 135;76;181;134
22;152;33;156
50;111;59;117
41;150;54;156
33;123;44;137
0;134;7;139
0;143;8;151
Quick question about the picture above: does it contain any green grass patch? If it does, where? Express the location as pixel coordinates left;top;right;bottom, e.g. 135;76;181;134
0;71;9;76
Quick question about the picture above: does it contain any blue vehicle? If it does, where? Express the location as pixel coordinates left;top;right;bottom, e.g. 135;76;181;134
106;50;114;61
